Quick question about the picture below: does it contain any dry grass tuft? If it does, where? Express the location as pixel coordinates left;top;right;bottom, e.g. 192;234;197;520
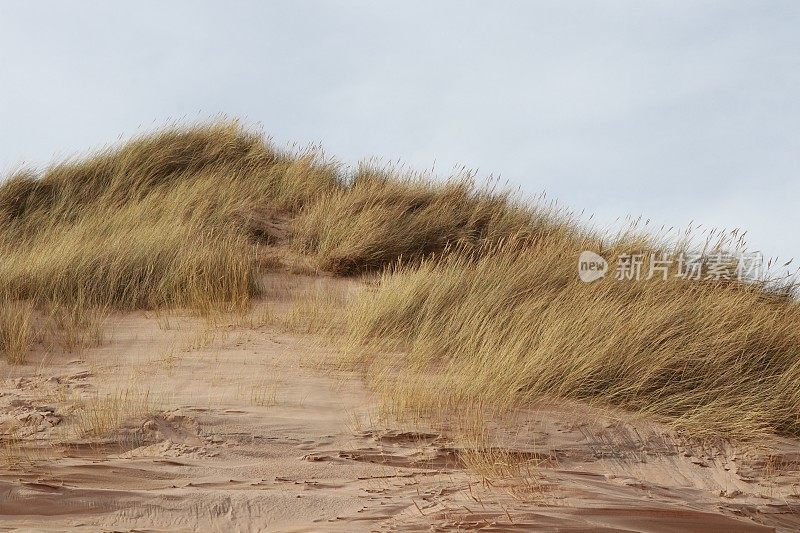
293;167;547;274
0;299;34;364
0;121;341;317
72;387;153;438
279;282;350;334
44;301;108;352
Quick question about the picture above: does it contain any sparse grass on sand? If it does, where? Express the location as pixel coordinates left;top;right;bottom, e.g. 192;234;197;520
1;120;798;440
72;387;153;438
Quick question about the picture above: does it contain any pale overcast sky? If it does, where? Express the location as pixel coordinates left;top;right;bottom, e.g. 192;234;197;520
1;1;798;263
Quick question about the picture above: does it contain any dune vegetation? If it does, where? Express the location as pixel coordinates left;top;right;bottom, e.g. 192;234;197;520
1;121;798;439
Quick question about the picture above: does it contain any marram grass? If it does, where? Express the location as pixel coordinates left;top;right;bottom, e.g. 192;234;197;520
1;120;798;440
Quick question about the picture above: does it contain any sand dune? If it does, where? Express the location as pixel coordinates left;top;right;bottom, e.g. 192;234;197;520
1;275;797;532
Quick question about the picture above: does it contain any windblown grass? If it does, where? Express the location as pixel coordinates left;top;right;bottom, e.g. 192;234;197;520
0;121;340;363
293;167;542;274
0;300;33;364
2;120;798;441
342;238;800;439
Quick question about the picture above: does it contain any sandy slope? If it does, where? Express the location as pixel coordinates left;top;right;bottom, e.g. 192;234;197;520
1;275;798;532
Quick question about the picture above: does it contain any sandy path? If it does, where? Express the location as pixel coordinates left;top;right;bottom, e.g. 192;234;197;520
1;275;798;531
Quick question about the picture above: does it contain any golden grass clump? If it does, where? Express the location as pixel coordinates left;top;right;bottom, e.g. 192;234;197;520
0;121;341;324
0;299;33;364
342;237;800;439
0;214;256;311
292;166;553;274
0;121;342;362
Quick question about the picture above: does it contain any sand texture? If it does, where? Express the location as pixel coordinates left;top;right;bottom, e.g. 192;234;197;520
1;276;798;532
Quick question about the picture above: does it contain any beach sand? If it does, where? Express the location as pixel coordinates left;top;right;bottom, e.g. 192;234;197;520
1;275;798;532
